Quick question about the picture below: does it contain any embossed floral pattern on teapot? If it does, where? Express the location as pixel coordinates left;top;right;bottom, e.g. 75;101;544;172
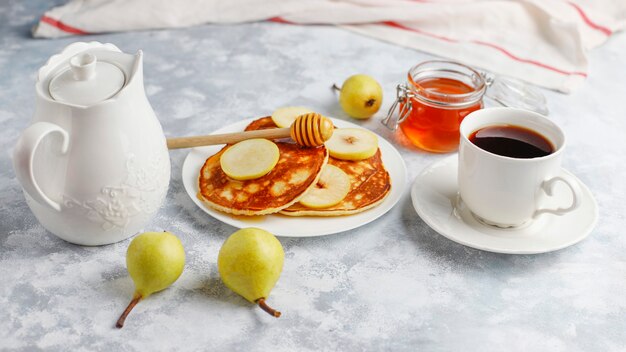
13;42;170;245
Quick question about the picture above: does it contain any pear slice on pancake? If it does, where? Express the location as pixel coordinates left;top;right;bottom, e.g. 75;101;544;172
271;106;313;128
220;139;280;181
299;165;351;209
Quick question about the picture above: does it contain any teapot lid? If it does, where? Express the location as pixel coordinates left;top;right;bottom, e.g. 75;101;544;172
48;53;125;106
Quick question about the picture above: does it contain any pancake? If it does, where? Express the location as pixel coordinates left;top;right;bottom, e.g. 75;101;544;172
198;124;328;215
244;117;392;216
281;149;391;216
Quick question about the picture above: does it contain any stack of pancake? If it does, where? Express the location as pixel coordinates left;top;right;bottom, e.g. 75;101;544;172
198;117;391;217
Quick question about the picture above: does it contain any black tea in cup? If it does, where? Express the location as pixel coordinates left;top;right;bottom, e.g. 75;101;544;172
469;125;554;158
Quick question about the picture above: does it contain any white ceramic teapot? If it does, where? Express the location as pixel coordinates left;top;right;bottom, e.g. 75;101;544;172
13;42;170;246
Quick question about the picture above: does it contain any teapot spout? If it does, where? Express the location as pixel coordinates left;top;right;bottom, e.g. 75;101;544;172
126;50;144;89
108;50;145;102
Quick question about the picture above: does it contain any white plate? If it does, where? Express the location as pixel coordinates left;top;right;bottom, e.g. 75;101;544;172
182;117;407;237
411;155;598;254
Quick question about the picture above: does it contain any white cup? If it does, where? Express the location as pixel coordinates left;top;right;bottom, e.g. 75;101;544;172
458;107;582;228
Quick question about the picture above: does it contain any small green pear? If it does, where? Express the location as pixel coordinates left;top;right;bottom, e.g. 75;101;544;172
218;227;284;317
116;231;185;328
333;74;383;119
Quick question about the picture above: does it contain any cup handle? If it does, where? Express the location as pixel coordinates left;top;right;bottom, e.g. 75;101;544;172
533;174;583;218
13;122;69;211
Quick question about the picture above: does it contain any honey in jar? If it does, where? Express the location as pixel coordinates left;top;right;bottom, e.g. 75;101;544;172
384;61;486;153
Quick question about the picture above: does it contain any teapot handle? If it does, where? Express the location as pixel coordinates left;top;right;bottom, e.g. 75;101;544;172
13;122;69;211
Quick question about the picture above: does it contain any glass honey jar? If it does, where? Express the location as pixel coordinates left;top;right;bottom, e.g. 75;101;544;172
383;61;487;153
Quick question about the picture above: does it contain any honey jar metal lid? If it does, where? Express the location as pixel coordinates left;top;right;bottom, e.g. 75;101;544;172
484;75;549;116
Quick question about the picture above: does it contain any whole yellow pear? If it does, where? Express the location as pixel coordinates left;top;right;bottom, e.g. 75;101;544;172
337;74;383;119
218;227;284;317
116;231;185;328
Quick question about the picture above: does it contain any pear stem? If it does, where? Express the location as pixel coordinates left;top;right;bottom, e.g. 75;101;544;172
116;294;142;328
257;298;281;318
331;84;341;92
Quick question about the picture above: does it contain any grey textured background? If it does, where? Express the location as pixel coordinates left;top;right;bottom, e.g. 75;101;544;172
1;1;625;351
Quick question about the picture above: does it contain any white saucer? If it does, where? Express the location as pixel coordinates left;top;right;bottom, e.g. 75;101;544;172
182;117;407;237
411;155;598;254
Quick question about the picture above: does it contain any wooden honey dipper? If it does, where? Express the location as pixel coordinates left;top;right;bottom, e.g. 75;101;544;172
166;113;334;149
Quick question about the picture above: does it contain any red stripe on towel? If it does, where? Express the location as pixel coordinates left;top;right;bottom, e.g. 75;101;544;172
268;17;294;24
40;16;88;35
471;40;587;77
383;21;587;77
567;2;612;36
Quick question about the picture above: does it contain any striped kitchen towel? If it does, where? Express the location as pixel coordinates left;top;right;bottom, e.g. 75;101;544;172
32;0;626;93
